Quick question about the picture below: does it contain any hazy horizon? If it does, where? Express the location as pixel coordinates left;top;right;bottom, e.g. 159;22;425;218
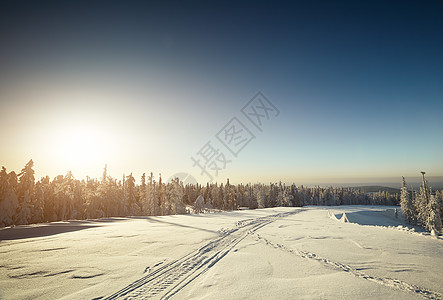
3;159;443;190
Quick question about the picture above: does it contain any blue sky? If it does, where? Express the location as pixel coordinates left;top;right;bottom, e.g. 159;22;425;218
0;0;442;184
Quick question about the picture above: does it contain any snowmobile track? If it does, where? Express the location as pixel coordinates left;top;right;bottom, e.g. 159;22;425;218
103;210;303;300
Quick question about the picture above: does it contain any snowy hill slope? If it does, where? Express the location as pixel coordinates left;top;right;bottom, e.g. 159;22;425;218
0;206;442;299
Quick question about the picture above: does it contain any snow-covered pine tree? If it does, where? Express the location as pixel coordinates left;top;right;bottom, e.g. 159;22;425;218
144;173;156;216
228;182;236;210
426;194;442;235
194;194;205;213
276;183;283;207
285;185;293;207
325;187;336;206
102;164;107;183
73;179;84;219
158;173;167;216
125;173;139;215
144;172;155;216
268;183;278;207
222;180;230;210
416;172;430;226
0;168;19;227
203;183;210;205
400;177;415;224
209;183;219;209
235;184;244;207
83;176;102;219
244;184;256;209
31;181;45;223
437;190;443;221
170;177;186;214
63;171;76;219
15;160;35;225
139;173;147;215
290;184;299;207
255;184;265;209
0;166;7;200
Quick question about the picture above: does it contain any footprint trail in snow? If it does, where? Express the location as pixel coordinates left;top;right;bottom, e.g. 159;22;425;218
255;234;443;300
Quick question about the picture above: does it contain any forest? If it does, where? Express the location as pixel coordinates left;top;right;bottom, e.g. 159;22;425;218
0;160;441;234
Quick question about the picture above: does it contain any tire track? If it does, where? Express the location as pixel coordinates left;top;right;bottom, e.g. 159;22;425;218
103;210;302;300
255;234;442;300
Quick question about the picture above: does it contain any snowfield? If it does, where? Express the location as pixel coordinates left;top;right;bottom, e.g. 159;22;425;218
1;206;442;300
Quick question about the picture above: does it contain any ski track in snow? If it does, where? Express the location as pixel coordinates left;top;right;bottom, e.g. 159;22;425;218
255;234;443;300
101;210;304;300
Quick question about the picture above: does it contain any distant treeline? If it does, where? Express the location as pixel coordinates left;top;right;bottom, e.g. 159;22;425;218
0;160;440;234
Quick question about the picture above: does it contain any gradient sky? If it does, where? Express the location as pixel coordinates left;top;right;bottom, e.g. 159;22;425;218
1;0;442;185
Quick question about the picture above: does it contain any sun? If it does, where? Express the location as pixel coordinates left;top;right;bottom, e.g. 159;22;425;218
50;123;108;172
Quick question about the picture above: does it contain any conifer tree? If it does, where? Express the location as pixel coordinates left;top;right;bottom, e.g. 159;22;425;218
139;173;147;214
194;194;205;213
426;194;442;235
125;173;138;215
31;181;45;223
0;166;8;199
15;160;35;224
102;164;108;183
400;177;415;224
0;168;19;227
416;172;430;226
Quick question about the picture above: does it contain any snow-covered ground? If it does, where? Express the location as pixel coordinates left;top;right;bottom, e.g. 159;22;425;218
1;206;442;300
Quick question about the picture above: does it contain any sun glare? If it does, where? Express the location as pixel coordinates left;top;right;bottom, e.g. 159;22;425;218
49;123;108;173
